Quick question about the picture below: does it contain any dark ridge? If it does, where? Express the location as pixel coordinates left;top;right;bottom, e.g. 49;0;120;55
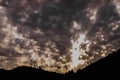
0;49;120;80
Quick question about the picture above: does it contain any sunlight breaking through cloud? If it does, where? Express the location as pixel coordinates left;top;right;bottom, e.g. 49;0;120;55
70;33;91;72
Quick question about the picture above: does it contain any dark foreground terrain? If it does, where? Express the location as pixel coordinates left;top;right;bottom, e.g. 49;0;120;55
0;49;119;80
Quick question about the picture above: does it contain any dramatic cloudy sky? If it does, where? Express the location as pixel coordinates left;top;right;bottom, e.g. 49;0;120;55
0;0;120;73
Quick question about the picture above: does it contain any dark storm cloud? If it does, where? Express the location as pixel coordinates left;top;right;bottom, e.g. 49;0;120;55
0;0;120;73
